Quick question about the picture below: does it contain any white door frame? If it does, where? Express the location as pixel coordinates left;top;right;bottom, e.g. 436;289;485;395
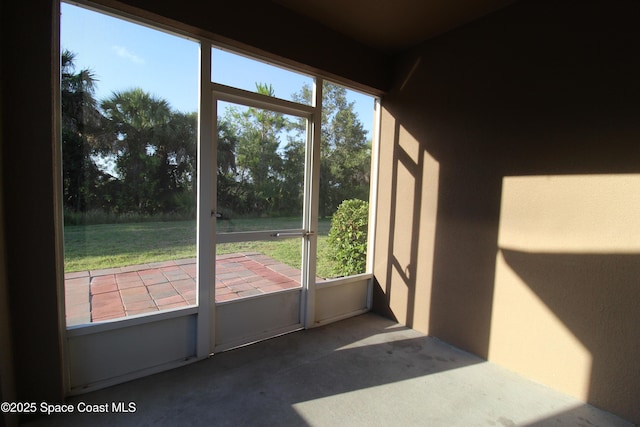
206;75;322;352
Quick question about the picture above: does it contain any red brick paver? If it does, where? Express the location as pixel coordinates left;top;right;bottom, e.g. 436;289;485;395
64;253;303;327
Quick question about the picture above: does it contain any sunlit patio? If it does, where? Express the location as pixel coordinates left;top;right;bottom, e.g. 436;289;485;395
65;253;303;326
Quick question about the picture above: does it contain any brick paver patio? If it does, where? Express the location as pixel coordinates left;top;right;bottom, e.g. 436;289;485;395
65;253;301;327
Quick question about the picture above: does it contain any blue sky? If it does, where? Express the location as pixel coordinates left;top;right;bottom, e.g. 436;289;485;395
61;3;375;135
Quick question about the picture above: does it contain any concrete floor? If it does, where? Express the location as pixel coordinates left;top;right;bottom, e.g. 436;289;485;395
26;313;635;426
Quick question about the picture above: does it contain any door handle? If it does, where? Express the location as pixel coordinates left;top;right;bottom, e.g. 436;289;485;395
271;231;315;238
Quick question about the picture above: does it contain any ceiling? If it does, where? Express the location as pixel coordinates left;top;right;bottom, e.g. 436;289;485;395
274;0;515;53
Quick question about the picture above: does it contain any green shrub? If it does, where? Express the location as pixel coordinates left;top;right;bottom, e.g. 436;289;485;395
327;199;369;277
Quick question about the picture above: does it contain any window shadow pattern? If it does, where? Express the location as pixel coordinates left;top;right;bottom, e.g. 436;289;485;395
372;0;640;423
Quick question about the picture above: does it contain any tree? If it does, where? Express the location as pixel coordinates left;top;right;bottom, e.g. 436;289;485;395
216;118;243;214
326;101;370;207
292;82;370;217
280;137;306;216
159;110;198;213
60;50;105;213
99;89;196;214
222;83;289;216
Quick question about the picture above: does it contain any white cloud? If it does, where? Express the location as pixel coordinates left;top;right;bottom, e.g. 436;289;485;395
112;45;145;64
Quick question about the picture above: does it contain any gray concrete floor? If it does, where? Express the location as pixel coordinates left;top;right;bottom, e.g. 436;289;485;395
25;313;635;426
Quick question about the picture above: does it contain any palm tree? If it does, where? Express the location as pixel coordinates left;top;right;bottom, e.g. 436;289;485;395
100;89;196;214
61;49;103;212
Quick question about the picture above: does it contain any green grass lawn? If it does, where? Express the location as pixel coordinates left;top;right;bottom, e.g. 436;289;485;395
64;217;336;277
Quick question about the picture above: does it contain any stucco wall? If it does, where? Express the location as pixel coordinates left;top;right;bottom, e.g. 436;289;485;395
1;0;65;406
374;0;640;423
492;175;640;419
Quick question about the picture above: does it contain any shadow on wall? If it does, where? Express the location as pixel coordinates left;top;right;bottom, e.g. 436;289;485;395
427;167;502;358
372;119;428;328
500;249;640;424
372;97;504;360
372;0;640;423
373;121;640;423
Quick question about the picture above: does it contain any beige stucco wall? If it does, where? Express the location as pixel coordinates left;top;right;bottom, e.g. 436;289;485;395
374;117;439;332
1;0;66;404
497;175;640;253
374;0;640;423
490;175;640;416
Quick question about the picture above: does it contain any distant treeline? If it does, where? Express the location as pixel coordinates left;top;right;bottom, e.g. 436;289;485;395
62;50;371;222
